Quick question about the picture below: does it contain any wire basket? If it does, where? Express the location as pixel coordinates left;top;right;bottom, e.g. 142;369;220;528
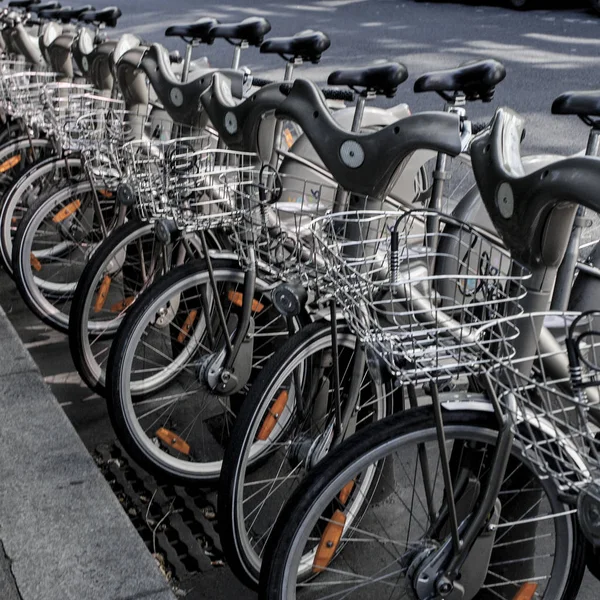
476;310;600;498
120;140;244;231
310;209;530;383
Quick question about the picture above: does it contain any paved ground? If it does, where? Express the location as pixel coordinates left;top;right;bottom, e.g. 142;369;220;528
3;0;600;598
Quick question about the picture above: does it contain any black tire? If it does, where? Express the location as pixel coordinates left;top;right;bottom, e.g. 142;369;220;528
69;219;156;396
12;180;116;332
219;321;395;588
260;407;586;600
0;154;82;276
106;257;309;484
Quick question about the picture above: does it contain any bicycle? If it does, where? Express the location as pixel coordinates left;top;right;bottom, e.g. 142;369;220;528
258;100;600;599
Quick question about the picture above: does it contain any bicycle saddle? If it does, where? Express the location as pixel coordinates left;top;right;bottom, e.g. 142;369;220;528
8;0;41;9
414;59;506;102
260;30;330;63
37;6;65;19
165;17;218;43
275;78;461;198
30;2;61;14
57;5;94;23
552;90;600;119
210;17;271;46
470;107;600;268
80;6;121;28
328;62;408;98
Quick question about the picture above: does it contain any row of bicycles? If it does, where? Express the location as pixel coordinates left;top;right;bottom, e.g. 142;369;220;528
3;1;600;598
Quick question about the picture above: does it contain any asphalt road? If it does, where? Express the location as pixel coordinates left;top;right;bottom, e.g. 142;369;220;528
3;0;600;598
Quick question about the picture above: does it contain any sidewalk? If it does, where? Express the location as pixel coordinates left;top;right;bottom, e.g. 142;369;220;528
0;304;175;600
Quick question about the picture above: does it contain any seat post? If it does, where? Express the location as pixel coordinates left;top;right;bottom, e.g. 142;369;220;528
231;40;248;70
181;42;194;83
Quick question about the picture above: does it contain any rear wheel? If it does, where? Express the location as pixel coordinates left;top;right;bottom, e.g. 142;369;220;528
260;407;585;600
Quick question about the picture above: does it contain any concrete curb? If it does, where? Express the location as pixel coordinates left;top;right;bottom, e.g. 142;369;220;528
0;305;176;600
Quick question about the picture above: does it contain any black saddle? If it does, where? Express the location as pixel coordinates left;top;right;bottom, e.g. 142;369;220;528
165;18;218;43
80;6;121;27
414;59;506;102
260;30;330;63
328;62;408;98
552;91;600;119
8;0;41;8
58;5;94;23
30;2;61;14
210;17;271;47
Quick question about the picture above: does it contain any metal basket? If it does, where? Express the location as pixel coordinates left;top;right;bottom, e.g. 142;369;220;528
476;311;600;497
309;209;530;383
120;141;243;231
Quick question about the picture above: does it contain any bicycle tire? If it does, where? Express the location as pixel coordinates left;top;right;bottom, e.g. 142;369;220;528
219;320;395;588
106;257;309;484
0;154;83;276
260;406;586;600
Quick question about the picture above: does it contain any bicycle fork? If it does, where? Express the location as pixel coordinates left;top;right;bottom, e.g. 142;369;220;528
197;231;257;395
412;375;515;600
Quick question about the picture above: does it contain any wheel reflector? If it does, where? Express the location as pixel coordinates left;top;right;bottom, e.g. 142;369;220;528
0;154;21;173
98;189;113;198
93;275;112;313
257;390;289;441
312;510;346;573
283;128;294;149
52;199;81;223
177;309;198;343
30;253;41;272
512;583;538;600
227;290;264;313
338;480;355;505
110;296;134;313
156;427;190;455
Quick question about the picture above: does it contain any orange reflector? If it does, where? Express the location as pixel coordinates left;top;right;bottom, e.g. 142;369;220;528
312;510;346;573
177;309;198;344
156;427;190;455
30;253;41;272
110;296;134;313
512;583;538;600
228;290;264;313
257;390;289;441
93;275;112;313
11;217;16;225
338;480;355;505
98;189;113;198
283;128;294;149
52;199;81;223
0;154;21;173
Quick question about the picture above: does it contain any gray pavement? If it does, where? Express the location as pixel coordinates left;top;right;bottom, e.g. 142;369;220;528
0;302;175;600
2;1;600;599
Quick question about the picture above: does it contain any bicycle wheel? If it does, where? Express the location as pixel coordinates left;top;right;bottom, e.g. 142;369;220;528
12;180;117;332
219;321;395;588
106;257;307;484
0;154;83;275
260;407;585;600
69;219;204;397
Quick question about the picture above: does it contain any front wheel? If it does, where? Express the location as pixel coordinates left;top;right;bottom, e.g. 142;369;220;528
12;180;117;333
219;321;394;588
260;406;585;600
106;258;307;484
